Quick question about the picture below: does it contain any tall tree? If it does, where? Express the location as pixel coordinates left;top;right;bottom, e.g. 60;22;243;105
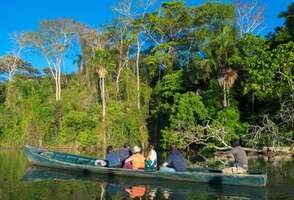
132;0;155;110
93;48;115;147
0;55;29;80
111;0;155;104
94;48;116;122
267;2;294;46
0;33;26;80
217;68;238;107
190;2;238;106
76;24;107;88
21;19;77;101
104;20;131;99
279;2;294;38
235;0;265;37
271;42;294;95
231;34;274;112
143;1;192;81
110;0;134;99
188;3;236;85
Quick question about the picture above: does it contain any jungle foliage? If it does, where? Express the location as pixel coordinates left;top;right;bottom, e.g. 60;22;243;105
0;1;293;152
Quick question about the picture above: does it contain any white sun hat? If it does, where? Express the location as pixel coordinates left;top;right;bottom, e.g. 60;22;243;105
133;145;141;153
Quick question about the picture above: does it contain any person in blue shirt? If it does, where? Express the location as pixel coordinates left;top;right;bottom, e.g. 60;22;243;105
119;143;132;164
106;146;121;168
160;144;187;172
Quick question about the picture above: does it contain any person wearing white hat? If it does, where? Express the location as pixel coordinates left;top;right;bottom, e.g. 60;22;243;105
123;145;145;169
133;145;141;154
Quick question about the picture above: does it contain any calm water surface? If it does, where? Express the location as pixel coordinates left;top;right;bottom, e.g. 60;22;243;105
0;150;293;200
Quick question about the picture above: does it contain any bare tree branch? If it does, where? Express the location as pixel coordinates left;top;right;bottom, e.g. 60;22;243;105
235;0;266;37
21;19;77;101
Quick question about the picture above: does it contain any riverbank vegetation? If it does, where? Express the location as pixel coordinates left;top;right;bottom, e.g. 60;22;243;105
0;1;293;154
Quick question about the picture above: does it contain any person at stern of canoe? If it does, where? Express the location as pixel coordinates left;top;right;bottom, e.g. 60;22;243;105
222;139;248;174
160;144;187;172
123;145;145;170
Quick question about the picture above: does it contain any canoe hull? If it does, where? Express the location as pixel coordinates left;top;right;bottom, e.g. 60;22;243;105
23;145;267;187
22;167;268;200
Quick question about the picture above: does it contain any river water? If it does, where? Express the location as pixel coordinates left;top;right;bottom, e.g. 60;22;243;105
0;150;293;200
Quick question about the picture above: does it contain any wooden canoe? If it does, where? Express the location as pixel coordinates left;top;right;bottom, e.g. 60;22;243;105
23;145;267;187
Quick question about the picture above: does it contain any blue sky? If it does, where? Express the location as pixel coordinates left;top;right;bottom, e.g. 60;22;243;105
0;0;292;73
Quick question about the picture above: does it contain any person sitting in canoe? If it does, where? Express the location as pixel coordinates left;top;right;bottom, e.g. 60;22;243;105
123;145;145;170
160;144;187;172
145;143;157;170
119;143;132;165
105;146;121;168
222;139;248;174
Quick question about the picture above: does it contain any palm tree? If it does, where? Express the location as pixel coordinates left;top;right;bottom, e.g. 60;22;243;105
97;66;107;122
218;67;238;107
94;48;113;150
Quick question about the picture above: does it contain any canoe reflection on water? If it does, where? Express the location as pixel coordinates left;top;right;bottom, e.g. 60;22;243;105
21;166;268;200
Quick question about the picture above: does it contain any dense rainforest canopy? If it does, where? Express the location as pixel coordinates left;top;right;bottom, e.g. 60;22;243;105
0;0;293;154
